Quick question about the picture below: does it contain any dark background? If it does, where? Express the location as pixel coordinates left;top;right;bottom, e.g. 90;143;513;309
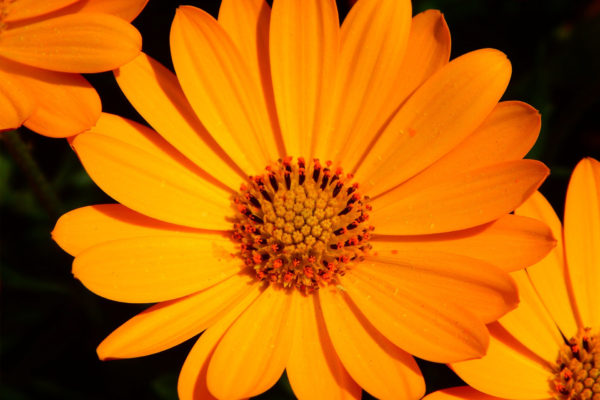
2;0;600;398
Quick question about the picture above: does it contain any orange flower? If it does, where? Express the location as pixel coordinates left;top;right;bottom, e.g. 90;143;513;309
425;158;600;400
0;0;146;137
53;0;555;398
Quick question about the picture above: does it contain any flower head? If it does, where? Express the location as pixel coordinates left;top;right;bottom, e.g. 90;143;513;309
425;157;600;400
0;0;146;136
53;0;555;398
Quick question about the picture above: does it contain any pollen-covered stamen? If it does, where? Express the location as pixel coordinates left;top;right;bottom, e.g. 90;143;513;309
552;328;600;400
232;157;373;293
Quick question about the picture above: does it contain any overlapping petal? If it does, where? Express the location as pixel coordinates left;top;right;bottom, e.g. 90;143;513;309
371;160;549;235
2;0;79;22
170;6;279;173
340;258;492;363
71;114;233;230
372;214;555;272
287;293;361;400
319;287;425;400
114;53;244;190
354;49;512;197
1;59;100;137
424;386;529;400
206;287;295;399
0;13;141;73
97;272;255;359
451;323;553;399
269;0;338;158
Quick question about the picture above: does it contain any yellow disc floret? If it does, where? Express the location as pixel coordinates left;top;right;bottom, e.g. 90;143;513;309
553;328;600;400
232;157;373;293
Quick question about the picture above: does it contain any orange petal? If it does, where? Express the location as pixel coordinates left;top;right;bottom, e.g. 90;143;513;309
336;9;452;171
371;160;549;235
424;386;538;400
53;204;210;257
287;292;361;400
269;0;339;158
563;157;600;329
73;234;242;303
206;287;295;399
497;270;564;364
114;53;244;191
381;101;541;200
451;323;553;400
0;69;34;132
2;0;79;22
97;272;255;360
178;283;262;400
71;0;148;21
314;0;412;163
354;49;512;197
358;252;518;324
71;116;233;230
0;13;141;73
341;262;490;363
217;0;284;157
319;286;425;400
372;214;555;272
515;191;578;338
170;6;278;173
1;59;100;137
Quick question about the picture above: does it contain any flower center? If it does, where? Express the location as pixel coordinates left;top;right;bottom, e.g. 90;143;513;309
553;328;600;400
232;157;373;293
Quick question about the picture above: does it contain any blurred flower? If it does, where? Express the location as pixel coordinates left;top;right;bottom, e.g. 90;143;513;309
425;157;600;400
53;0;555;398
0;0;146;136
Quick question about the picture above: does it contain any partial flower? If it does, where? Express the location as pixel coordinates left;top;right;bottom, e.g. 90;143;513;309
0;0;146;136
425;157;600;400
53;0;555;398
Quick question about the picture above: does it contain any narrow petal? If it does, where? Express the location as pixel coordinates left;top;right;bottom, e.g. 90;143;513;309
357;252;518;324
73;234;242;303
206;287;295;399
0;13;141;73
335;9;452;170
71;0;148;22
498;271;565;364
563;157;600;330
1;59;100;137
97;272;255;360
2;0;79;22
178;284;262;400
424;386;536;400
371;160;549;235
354;49;512;197
53;204;208;257
114;53;245;191
341;262;490;363
372;214;555;272
319;286;425;400
0;70;34;132
380;101;541;200
516;191;579;339
451;323;553;400
217;0;283;157
287;292;361;400
170;6;278;173
314;0;412;163
269;0;339;158
72;115;233;230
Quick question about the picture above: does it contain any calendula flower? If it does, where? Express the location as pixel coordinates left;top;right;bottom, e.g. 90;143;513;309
424;157;600;400
0;0;146;136
53;0;555;398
